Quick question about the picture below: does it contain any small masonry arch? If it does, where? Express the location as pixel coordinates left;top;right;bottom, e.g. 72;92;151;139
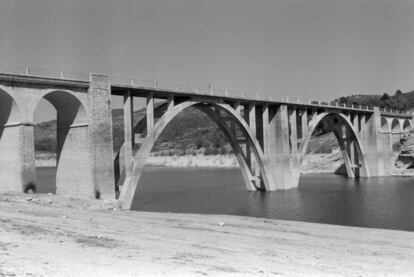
390;118;403;147
32;90;91;195
381;117;390;133
391;118;402;134
403;119;412;133
298;112;370;178
118;100;273;209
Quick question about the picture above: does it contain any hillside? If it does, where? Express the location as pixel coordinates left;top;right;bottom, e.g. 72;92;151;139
35;105;339;156
35;90;414;157
36;106;232;156
336;90;414;112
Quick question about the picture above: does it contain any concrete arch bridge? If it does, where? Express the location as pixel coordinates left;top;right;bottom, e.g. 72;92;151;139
0;67;412;209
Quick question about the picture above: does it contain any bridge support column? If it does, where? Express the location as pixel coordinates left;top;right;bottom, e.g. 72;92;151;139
245;104;259;185
146;94;154;135
0;124;21;192
363;107;387;176
21;125;37;191
301;109;308;141
289;108;298;155
359;114;366;142
384;127;393;176
0;123;37;193
289;108;300;184
88;74;115;199
1;123;36;192
262;104;298;190
411;112;414;131
122;91;134;191
340;125;356;178
56;122;93;197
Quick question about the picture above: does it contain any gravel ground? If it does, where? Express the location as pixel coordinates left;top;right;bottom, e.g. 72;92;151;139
0;193;413;277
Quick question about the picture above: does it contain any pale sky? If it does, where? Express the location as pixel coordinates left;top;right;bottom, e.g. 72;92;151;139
1;0;414;121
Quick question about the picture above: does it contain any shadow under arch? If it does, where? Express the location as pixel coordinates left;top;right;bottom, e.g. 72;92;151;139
391;118;402;134
33;90;90;195
381;117;390;133
0;88;21;138
118;101;272;209
298;112;370;178
403;119;412;133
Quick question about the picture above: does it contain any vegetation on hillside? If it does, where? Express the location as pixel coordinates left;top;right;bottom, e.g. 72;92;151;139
35;107;232;156
35;90;414;156
34;120;57;152
336;90;414;112
111;106;231;156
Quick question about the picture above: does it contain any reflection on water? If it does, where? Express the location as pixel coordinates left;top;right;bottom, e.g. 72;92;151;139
36;167;414;231
36;166;56;193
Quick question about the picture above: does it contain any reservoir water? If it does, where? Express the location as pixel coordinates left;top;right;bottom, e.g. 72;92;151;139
36;167;414;231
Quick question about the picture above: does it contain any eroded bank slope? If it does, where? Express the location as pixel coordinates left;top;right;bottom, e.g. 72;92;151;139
0;193;413;277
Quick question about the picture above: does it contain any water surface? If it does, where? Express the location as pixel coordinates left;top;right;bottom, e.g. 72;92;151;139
36;167;414;231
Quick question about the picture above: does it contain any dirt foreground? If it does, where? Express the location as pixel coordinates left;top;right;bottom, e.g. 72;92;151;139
0;193;413;277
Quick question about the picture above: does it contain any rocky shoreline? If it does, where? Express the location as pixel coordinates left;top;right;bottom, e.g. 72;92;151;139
35;150;414;176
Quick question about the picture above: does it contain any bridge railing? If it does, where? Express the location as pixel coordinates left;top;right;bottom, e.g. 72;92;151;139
0;64;409;116
379;107;406;114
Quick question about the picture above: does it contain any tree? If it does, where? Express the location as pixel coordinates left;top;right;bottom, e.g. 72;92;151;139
395;90;403;96
381;93;390;101
338;97;348;104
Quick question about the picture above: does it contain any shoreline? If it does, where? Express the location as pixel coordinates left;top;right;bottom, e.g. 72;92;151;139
1;193;413;276
35;151;414;176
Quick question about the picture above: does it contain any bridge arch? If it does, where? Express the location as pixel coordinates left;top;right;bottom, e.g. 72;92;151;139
29;89;88;122
381;117;390;133
391;118;402;134
118;100;273;209
33;90;92;195
403;119;412;133
298;112;369;178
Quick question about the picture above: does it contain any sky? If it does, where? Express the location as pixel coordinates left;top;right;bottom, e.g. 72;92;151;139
1;0;414;121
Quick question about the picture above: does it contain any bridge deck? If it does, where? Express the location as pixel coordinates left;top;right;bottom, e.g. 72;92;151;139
0;65;411;118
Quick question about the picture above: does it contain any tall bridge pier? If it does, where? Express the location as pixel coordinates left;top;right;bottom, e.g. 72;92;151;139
0;67;412;209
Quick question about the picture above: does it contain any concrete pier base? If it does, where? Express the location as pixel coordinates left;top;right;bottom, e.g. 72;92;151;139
263;105;297;190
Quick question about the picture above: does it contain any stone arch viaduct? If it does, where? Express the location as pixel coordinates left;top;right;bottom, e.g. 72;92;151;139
0;67;412;209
